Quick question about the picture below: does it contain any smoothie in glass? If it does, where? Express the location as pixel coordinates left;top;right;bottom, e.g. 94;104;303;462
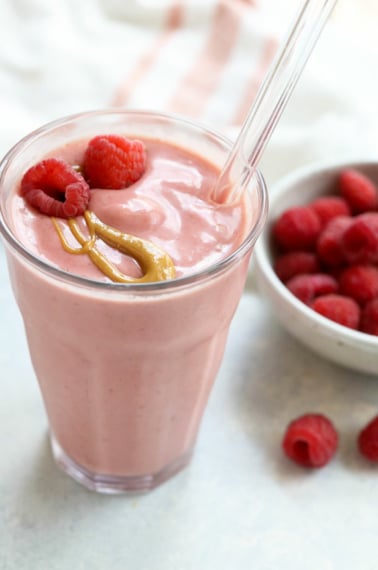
0;110;267;492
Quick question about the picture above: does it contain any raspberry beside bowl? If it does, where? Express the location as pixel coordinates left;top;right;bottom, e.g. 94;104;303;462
254;160;378;376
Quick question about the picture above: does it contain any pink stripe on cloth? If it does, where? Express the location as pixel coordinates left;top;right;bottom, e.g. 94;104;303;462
111;3;184;107
231;36;277;126
167;0;250;118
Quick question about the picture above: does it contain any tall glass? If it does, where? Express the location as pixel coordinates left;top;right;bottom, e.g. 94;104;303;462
0;111;267;493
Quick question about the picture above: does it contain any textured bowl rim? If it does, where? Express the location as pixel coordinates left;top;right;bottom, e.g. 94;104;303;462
254;157;378;350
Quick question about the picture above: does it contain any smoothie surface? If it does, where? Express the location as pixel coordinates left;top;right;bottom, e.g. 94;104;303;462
12;137;248;281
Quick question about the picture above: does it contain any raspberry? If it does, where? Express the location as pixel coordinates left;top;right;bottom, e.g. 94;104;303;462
360;298;378;335
358;416;378;462
342;213;378;264
83;134;146;189
274;252;320;282
339;169;378;213
20;158;90;218
339;264;378;306
310;196;351;227
316;216;353;266
272;206;321;252
311;294;360;329
286;273;338;304
342;213;378;263
282;413;338;468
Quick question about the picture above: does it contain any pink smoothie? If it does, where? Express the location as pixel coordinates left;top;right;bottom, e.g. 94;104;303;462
2;113;265;491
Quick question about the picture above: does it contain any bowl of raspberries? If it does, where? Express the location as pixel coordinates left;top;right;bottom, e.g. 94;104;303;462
254;160;378;375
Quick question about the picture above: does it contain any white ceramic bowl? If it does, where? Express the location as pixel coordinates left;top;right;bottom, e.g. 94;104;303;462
254;159;378;376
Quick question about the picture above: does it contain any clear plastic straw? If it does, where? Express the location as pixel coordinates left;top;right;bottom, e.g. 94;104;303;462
213;0;338;203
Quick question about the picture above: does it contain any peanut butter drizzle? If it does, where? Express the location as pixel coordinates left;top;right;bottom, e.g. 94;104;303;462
51;210;176;283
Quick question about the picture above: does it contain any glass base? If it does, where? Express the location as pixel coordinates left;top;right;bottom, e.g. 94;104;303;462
50;436;193;494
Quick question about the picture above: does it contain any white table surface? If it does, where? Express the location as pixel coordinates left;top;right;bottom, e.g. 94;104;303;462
1;241;378;570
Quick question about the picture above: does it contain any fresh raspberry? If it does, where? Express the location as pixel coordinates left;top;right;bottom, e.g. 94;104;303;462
311;294;360;329
310;196;351;227
83;134;146;189
360;298;378;335
286;273;338;304
342;213;378;264
274;251;320;282
339;264;378;306
20;158;90;218
282;413;338;468
358;416;378;462
316;216;353;266
272;206;321;252
339;169;378;213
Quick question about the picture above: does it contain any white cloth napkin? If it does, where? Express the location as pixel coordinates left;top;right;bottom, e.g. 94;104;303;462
1;0;377;189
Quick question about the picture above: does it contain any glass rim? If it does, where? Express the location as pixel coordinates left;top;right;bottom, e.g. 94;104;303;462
0;108;268;293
